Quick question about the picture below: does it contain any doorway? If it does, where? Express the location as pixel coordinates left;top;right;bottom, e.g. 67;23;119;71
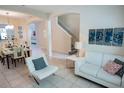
29;23;38;48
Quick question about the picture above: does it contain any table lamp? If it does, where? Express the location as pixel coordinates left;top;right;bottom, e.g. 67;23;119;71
75;42;83;57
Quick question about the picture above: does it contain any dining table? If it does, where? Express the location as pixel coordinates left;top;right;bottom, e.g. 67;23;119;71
2;47;31;69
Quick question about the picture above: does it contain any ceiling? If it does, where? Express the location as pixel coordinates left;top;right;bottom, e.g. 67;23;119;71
23;5;124;16
0;5;124;19
24;5;81;15
0;9;33;19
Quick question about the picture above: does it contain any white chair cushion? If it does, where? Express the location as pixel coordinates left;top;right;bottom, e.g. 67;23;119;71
85;51;103;66
26;57;35;73
97;68;121;86
79;63;100;77
32;65;58;80
102;54;124;67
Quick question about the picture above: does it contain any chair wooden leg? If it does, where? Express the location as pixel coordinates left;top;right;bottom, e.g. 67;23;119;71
0;57;2;63
2;58;5;65
14;59;16;67
23;57;26;64
21;58;22;62
53;73;56;76
11;58;13;64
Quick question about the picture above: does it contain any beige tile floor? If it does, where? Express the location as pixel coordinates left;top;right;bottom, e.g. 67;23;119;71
0;47;104;88
0;57;104;88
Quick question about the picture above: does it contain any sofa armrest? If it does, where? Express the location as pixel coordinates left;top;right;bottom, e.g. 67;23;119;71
121;75;124;87
75;58;86;74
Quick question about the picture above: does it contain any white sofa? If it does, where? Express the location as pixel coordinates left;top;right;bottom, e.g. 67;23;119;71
75;51;124;88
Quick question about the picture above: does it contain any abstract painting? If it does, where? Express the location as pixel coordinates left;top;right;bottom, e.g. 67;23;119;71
112;28;124;47
89;29;96;44
104;28;113;46
96;29;104;45
18;26;23;38
89;27;124;47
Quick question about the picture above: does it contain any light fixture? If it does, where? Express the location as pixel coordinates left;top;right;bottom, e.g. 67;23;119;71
5;25;14;29
5;12;14;29
75;42;83;57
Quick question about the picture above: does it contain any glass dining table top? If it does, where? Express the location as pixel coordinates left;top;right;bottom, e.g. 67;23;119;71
2;47;31;55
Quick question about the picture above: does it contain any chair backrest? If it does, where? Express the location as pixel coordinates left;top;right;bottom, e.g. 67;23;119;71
13;47;25;58
0;48;4;58
26;53;48;74
0;48;2;57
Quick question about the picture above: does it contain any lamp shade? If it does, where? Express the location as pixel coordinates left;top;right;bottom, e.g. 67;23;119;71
75;42;83;49
5;25;14;29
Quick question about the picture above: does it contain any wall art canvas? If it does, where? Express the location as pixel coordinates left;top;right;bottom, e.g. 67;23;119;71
96;29;104;45
112;28;124;47
18;26;23;38
104;28;113;46
89;29;96;44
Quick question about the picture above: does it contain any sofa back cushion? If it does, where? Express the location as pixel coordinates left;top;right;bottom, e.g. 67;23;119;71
102;54;124;67
85;51;103;66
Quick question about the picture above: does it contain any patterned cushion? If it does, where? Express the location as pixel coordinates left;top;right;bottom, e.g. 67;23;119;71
115;67;124;77
114;58;124;77
32;57;47;70
114;58;124;65
103;61;123;75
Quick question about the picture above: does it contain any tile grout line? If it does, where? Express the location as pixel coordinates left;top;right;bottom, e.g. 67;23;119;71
1;68;13;88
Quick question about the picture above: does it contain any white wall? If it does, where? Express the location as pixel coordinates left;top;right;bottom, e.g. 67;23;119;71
35;21;48;49
80;6;124;56
59;13;80;40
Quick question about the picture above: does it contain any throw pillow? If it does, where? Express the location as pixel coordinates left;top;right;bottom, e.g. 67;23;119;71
114;58;124;65
103;61;122;75
115;66;124;77
114;58;124;77
32;57;47;70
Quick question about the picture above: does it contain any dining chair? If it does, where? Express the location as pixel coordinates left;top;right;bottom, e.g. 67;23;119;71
0;48;6;65
20;45;28;58
12;47;25;67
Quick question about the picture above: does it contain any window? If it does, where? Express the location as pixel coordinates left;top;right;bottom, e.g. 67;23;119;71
0;28;7;40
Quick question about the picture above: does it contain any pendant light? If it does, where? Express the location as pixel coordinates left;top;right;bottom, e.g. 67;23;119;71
5;12;14;29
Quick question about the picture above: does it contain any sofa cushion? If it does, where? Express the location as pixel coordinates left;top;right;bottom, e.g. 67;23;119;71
85;51;103;66
97;68;121;86
79;63;100;77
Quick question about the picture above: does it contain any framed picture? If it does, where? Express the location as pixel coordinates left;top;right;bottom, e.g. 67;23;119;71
96;29;104;45
112;28;124;47
89;29;96;44
18;26;23;38
104;28;113;46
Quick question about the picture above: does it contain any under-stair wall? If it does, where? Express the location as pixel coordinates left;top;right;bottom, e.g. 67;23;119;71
57;13;80;55
51;17;72;54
